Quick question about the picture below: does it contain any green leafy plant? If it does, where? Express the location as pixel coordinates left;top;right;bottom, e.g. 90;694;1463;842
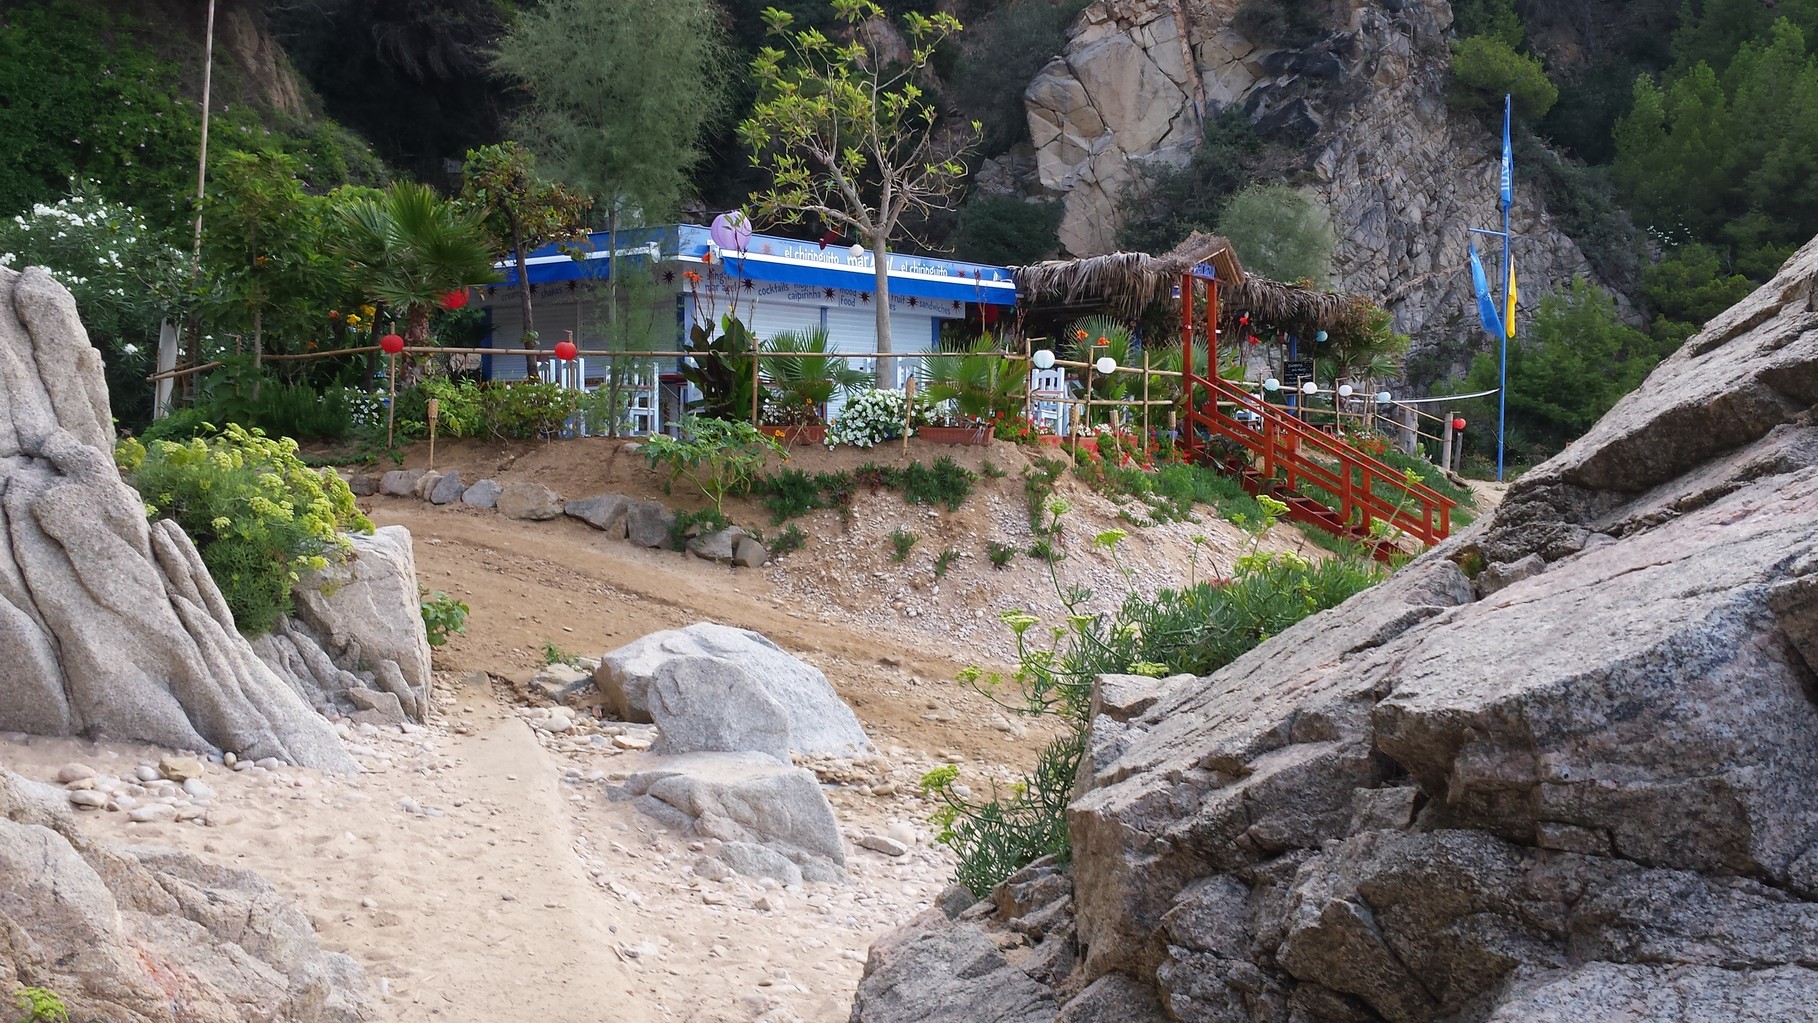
640;415;783;513
1449;34;1558;120
898;456;977;511
1027;537;1065;563
770;523;808;556
986;540;1017;568
980;459;1008;480
668;506;734;551
10;987;68;1023
541;640;583;667
921;334;1024;424
117;424;373;636
761;326;868;424
924;525;1385;895
421;590;469;649
889;528;918;563
1024;457;1067;534
933;548;960;578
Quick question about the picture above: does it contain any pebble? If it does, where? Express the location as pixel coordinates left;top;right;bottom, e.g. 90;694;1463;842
612;735;652;751
885;821;917;846
133;765;161;782
205;807;244;827
693;856;735;882
128;803;177;823
182;779;215;799
158;754;204;782
255;757;283;770
56;763;96;784
67;789;107;810
754;895;781;912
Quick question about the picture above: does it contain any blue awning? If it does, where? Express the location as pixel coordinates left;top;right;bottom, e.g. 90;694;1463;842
486;225;1017;306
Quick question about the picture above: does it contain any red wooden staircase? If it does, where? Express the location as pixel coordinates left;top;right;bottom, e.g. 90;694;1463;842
1175;270;1455;561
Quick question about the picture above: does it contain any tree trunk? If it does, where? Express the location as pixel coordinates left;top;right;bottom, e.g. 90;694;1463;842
515;227;539;378
871;233;892;387
250;304;263;401
606;207;620;436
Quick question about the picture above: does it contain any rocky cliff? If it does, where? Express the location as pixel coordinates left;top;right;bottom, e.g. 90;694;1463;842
1009;0;1598;348
0;266;357;772
851;237;1818;1020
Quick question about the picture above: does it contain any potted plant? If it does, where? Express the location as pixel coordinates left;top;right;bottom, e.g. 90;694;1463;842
758;327;867;444
919;335;1020;445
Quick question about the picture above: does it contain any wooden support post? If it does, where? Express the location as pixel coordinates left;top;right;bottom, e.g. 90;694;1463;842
1440;411;1456;474
903;376;917;460
750;349;762;427
1141;350;1151;446
427;398;440;470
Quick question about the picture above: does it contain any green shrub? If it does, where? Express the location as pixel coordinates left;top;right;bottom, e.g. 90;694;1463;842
117;424;373;636
421;590;469;648
898;456;977;511
771;523;808;556
1116;109;1262;254
755;467;823;522
934;548;960;579
641;416;783;513
668;507;734;551
137;406;218;446
1450;35;1559;120
948;195;1064;265
889;528;918;563
944;0;1091;154
986;540;1017;568
10;986;69;1023
925;528;1385;895
1215;184;1338;285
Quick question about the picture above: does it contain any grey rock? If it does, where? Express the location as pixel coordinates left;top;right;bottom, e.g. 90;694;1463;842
346;474;379;497
345;686;406;726
852;240;1818;1022
497;482;562;520
411;470;443;499
1474;551;1547;597
378;468;424;496
0;769;373;1021
686;526;746;563
0;267;355;773
564;493;631;536
716;841;804;885
620;751;845;881
734;536;769;568
428;469;466;505
128;802;176;823
67;789;107;809
283;524;432;720
527;663;591;702
647;655;792;763
595;623;870;758
461;478;502;509
851;906;1060;1023
856;834;909;857
625;499;675;547
1056;974;1167;1023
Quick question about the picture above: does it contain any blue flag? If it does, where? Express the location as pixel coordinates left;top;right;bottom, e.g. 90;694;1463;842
1500;95;1513;211
1469;242;1505;338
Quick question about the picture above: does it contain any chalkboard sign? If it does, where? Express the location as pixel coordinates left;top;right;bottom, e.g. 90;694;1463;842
1283;358;1316;385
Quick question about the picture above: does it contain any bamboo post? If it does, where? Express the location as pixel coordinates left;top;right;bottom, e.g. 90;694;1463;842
902;376;917;459
1084;358;1095;431
385;352;397;448
427;398;440;469
1440;411;1456;474
750;349;762;427
1141;350;1151;447
1023;335;1033;420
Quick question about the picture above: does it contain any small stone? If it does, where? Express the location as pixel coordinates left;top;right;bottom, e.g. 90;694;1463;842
67;789;107;809
223;752;237;767
693;856;735;882
612;735;652;751
133;765;160;782
128;803;177;823
182;778;215;799
755;895;781;912
856;834;909;857
255;757;283;770
64;777;95;791
886;821;916;845
55;763;95;784
361;897;379;909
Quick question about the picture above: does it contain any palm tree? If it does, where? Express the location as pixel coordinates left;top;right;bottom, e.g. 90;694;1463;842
331;182;500;350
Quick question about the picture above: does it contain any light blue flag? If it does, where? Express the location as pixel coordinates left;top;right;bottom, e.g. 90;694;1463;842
1500;95;1513;211
1469;242;1505;338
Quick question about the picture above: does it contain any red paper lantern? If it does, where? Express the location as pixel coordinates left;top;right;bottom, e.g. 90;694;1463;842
554;340;578;361
380;334;405;355
1451;417;1468;431
439;288;470;311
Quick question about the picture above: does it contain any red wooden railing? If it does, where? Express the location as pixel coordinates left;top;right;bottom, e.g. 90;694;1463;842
1175;270;1454;558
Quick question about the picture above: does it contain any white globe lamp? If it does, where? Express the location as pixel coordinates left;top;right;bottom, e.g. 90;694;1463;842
1337;384;1354;398
1032;349;1056;370
1301;380;1319;396
1376;391;1392;404
1095;356;1117;375
1262;378;1281;392
849;243;866;259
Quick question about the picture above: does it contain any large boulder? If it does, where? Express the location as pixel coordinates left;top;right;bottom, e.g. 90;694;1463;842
284;524;432;719
647;655;792;763
618;752;846;883
497;482;562;520
852;238;1818;1021
0;767;373;1022
0;267;354;772
594;622;870;756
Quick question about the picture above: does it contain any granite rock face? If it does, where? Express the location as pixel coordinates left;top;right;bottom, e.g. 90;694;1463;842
1011;0;1601;349
852;240;1818;1020
0;767;374;1022
0;267;354;772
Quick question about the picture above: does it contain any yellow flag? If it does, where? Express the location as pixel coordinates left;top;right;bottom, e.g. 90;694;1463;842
1505;259;1518;339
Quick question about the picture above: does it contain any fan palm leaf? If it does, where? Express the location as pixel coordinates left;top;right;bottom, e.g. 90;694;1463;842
332;182;500;344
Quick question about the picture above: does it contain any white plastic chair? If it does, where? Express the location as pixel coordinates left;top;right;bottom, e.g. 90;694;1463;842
622;363;661;436
1028;366;1069;437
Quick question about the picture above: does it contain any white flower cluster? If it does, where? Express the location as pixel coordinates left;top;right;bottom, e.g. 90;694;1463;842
335;388;389;428
825;388;916;449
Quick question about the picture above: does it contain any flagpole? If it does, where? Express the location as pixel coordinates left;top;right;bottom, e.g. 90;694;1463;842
1497;94;1512;483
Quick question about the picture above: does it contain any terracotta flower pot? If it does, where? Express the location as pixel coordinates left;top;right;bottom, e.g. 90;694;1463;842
761;423;826;446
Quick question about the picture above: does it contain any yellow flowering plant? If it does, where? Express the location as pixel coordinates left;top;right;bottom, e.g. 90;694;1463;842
117;423;372;635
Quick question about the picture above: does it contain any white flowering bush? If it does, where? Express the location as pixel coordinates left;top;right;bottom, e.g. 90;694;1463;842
826;388;922;448
334;388;389;429
0;182;186;404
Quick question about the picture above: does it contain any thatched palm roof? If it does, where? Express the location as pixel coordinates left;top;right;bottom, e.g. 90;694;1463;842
1015;231;1372;333
1014;232;1244;318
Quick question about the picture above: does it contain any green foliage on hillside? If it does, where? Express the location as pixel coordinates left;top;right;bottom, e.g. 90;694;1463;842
945;0;1090;155
1448;276;1669;465
949;195;1064;265
1450;34;1559;120
1215;184;1336;284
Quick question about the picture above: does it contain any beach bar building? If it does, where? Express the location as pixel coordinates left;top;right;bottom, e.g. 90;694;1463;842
472;224;1016;428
